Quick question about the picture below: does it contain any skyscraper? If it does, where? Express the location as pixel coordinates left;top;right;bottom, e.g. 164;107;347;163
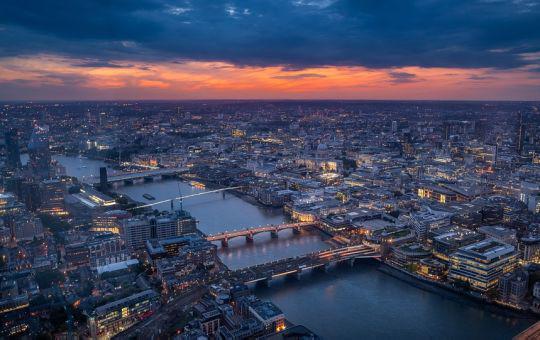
4;129;22;169
516;112;525;155
28;124;52;180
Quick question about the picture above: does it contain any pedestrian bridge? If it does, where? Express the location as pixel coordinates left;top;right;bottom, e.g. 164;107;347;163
205;222;319;246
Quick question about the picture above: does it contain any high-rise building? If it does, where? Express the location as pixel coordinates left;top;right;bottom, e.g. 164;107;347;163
27;124;52;180
4;129;21;170
516;111;525;155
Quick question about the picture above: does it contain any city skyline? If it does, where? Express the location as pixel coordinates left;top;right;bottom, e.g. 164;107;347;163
1;0;540;100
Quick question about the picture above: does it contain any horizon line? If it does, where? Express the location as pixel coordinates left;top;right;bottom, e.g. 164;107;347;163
1;98;539;103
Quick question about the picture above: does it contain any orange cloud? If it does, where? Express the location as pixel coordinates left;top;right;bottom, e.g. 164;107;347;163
0;54;539;100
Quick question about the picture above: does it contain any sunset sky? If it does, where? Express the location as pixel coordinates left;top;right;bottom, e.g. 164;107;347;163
1;0;539;100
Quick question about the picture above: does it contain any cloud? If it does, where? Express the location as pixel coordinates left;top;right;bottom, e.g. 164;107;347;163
468;74;497;80
0;0;539;72
388;71;418;84
71;60;127;68
272;73;327;79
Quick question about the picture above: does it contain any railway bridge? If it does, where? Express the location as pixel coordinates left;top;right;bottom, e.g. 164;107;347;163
231;244;381;285
85;167;188;186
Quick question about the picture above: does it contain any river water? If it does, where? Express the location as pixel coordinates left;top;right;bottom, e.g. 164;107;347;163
52;155;537;339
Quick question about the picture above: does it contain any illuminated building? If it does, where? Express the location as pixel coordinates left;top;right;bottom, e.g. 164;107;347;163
232;129;246;137
87;289;159;339
65;242;90;269
498;269;528;306
0;193;24;216
417;185;457;203
72;185;116;209
65;232;128;269
6;214;44;242
87;233;128;269
39;179;68;216
410;207;452;242
294;158;342;173
391;120;398;133
449;239;518;292
519;235;540;264
123;210;197;249
248;300;285;334
389;243;431;268
477;225;517;246
91;210;131;234
417;258;446;281
236;296;285;335
429;226;483;262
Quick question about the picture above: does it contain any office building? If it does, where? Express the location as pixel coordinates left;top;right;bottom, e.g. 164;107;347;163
478;225;517;246
429;226;483;262
123;210;197;249
449;239;518;292
87;289;159;339
498;269;528;306
39;179;68;216
87;233;128;269
410;207;452;242
519;235;540;264
91;210;131;234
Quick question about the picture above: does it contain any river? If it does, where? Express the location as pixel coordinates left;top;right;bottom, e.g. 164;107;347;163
51;155;537;339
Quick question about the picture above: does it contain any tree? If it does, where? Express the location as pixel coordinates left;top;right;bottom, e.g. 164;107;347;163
35;269;65;290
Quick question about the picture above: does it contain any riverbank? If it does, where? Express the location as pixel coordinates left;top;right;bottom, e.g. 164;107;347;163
378;262;538;320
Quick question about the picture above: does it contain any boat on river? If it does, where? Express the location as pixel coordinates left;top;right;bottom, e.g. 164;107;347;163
143;193;155;200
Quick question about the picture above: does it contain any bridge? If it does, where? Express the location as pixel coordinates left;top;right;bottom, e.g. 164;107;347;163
206;222;319;247
231;244;380;285
85;167;188;185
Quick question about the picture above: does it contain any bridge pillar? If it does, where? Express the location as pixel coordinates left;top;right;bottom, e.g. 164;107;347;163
349;258;355;267
221;238;229;247
270;230;278;239
246;233;254;243
292;227;301;235
123;179;134;186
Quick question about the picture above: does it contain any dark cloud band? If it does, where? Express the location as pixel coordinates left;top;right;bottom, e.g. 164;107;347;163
0;0;539;70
